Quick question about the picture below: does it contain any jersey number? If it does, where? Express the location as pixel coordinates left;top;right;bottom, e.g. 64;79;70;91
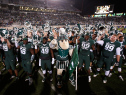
20;47;26;54
81;42;90;50
41;48;49;54
3;45;8;51
105;43;115;51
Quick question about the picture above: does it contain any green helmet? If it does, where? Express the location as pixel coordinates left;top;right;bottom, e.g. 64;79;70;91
17;28;24;38
0;29;8;38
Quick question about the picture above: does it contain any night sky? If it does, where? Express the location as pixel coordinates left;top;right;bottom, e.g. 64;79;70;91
74;0;126;15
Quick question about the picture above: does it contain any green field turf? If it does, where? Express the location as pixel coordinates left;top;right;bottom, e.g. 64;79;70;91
0;61;126;95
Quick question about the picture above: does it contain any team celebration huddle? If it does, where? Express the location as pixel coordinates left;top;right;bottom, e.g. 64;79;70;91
0;21;126;89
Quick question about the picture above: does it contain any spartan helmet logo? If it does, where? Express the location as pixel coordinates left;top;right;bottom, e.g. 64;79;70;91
24;21;31;28
2;30;6;34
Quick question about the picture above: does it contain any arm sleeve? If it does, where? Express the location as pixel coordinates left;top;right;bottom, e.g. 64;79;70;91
116;47;120;55
96;40;104;46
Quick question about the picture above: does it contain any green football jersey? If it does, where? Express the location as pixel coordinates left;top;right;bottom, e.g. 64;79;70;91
38;42;50;60
102;39;120;58
3;41;15;59
79;37;94;56
19;42;34;60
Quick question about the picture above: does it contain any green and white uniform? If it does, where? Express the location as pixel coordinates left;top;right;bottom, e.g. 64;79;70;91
97;39;120;70
79;37;94;70
3;41;16;70
19;42;34;74
38;42;51;70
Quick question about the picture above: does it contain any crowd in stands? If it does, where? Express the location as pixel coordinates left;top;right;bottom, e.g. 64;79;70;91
0;10;126;27
0;10;85;26
1;0;126;27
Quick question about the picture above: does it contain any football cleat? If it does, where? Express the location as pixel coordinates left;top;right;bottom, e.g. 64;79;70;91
16;63;19;66
93;72;99;77
103;79;107;83
57;81;62;88
108;73;112;77
50;78;53;82
88;76;91;82
25;78;29;81
10;75;15;79
29;78;33;86
119;75;124;81
2;68;5;71
42;77;46;82
103;77;107;83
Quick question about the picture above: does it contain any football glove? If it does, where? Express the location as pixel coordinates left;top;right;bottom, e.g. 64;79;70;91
31;55;35;62
52;58;55;64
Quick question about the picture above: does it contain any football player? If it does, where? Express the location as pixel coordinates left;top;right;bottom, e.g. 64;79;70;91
35;37;54;82
1;37;19;80
94;34;120;83
16;37;35;85
74;33;96;82
109;36;126;81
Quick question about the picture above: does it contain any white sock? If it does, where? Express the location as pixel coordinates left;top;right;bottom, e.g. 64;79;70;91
105;71;110;76
43;70;46;75
110;66;113;70
118;68;121;72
